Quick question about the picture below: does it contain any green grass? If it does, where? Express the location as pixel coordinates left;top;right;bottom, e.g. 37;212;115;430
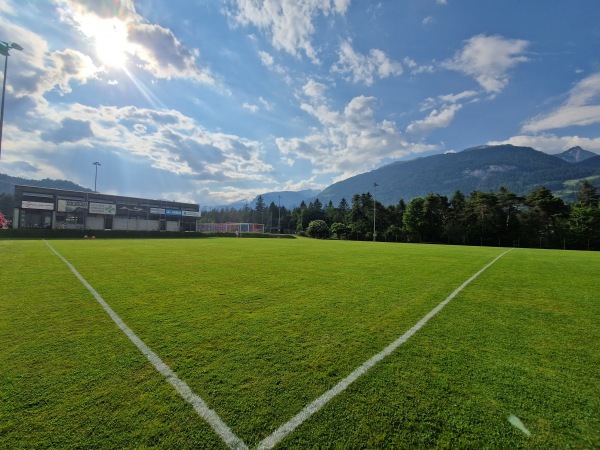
1;238;598;448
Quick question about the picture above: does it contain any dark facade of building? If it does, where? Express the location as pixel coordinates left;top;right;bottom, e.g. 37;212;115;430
13;185;201;232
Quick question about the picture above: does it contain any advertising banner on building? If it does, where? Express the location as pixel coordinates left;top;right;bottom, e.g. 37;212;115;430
57;200;88;213
182;210;202;217
21;201;54;210
116;204;148;217
165;208;182;216
150;207;165;215
89;202;117;215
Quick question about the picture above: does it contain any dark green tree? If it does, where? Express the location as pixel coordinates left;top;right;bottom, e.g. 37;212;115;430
306;219;331;239
569;181;600;249
423;193;449;243
569;204;600;249
331;222;350;239
336;198;349;224
447;190;467;244
403;197;426;242
522;186;568;245
349;193;372;237
575;180;599;207
255;195;266;224
464;191;502;246
497;186;522;244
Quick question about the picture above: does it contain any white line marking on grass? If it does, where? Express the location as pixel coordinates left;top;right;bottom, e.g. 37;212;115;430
257;248;514;450
508;414;531;436
44;240;248;450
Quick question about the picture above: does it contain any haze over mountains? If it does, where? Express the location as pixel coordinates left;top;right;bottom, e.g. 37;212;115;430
2;145;599;209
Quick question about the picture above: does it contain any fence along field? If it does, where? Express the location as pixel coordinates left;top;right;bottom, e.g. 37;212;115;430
1;238;598;448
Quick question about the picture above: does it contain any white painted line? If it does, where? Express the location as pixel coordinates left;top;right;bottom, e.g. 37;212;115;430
508;414;531;436
257;249;514;450
44;240;248;450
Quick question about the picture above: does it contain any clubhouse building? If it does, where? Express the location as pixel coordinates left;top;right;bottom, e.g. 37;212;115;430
13;185;201;232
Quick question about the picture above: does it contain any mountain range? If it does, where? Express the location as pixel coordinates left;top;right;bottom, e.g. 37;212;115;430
2;145;599;208
317;145;600;206
556;146;596;163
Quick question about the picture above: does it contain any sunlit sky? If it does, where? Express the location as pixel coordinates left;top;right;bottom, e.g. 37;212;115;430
1;0;599;205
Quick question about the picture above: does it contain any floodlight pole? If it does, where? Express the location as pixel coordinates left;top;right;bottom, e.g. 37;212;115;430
278;195;281;234
93;161;101;192
0;40;23;160
373;182;378;241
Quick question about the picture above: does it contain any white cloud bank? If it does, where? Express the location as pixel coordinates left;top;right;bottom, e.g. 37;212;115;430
488;134;600;154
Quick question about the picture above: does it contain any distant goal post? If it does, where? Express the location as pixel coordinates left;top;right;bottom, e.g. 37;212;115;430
198;222;265;234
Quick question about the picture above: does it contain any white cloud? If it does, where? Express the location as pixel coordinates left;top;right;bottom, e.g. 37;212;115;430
302;79;328;99
522;72;600;132
227;0;350;63
422;16;435;25
403;57;434;75
259;96;274;110
258;50;275;67
276;94;436;180
438;90;478;103
282;176;326;192
443;34;529;93
406;104;462;136
409;90;477;135
5;100;274;186
0;0;16;14
56;0;215;83
0;16;103;99
488;134;600;154
257;50;286;75
243;102;260;113
332;40;402;85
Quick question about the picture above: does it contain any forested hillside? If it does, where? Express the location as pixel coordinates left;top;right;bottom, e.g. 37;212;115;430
0;173;91;195
317;145;600;206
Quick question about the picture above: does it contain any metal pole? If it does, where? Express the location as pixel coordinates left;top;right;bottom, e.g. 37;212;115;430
0;51;8;158
278;195;281;234
93;161;101;192
0;41;23;160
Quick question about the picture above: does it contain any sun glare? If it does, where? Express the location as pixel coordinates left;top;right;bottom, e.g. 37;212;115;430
80;17;130;69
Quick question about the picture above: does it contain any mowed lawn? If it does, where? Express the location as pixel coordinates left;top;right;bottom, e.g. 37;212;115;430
1;238;598;449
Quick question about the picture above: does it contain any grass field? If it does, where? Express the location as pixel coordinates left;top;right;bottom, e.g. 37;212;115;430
1;238;598;449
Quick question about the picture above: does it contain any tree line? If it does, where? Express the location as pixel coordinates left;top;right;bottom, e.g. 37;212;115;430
2;183;598;250
201;182;600;250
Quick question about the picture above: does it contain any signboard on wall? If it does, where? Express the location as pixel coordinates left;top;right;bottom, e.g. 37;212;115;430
182;210;201;217
150;207;165;215
165;208;182;216
116;205;147;216
57;200;88;212
89;202;117;215
21;201;54;210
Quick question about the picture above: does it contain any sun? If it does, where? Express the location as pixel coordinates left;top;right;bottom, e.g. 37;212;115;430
81;17;130;69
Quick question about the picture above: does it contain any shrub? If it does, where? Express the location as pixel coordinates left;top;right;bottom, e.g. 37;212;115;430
306;220;331;239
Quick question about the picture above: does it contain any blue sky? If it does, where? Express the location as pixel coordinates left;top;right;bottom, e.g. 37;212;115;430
1;0;599;206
